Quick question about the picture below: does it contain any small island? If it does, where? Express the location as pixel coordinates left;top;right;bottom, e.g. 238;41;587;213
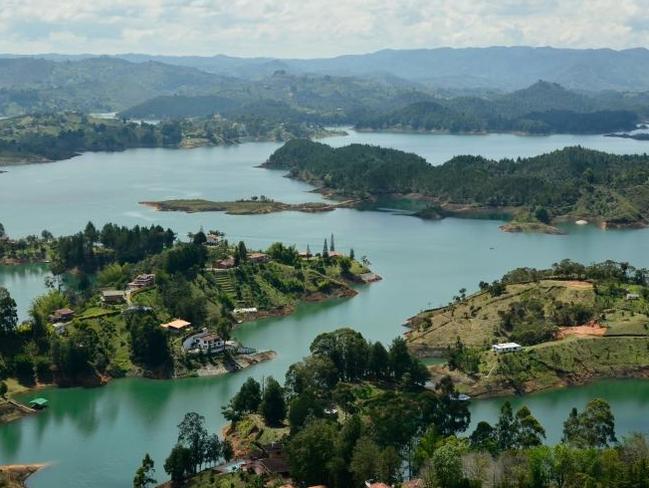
0;223;377;424
405;260;649;397
141;196;357;215
264;139;649;232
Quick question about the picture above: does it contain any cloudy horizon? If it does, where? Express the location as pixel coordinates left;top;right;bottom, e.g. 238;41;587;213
1;0;649;58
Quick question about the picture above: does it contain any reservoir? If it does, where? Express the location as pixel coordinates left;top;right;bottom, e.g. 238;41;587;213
2;130;649;487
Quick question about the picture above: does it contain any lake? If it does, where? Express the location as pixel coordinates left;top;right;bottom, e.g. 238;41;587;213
2;130;649;487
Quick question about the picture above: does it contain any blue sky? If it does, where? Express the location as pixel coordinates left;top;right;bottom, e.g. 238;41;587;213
0;0;648;57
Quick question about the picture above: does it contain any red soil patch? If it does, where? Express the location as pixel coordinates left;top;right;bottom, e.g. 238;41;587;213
557;321;606;339
563;280;594;290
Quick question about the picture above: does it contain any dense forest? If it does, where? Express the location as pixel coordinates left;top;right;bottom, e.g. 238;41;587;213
266;139;649;227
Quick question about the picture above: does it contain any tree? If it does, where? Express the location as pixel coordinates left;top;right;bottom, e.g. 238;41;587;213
287;419;339;486
177;412;208;473
261;376;286;426
133;453;156;488
0;381;7;398
368;341;389;379
433;376;471;436
388;337;412;380
350;437;382;485
323;238;329;258
330;233;335;252
192;230;207;245
469;421;497;454
515;406;546;448
288;392;324;433
84;221;98;243
164;445;193;486
204;433;222;467
222;377;262;421
563;399;617;448
427;437;468;488
495;401;516;451
350;248;355;260
0;223;4;238
221;439;233;463
0;287;18;335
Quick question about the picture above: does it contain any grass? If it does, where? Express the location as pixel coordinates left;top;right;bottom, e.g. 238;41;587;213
144;199;333;215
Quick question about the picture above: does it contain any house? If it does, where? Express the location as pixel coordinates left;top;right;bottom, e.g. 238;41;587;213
626;292;640;300
216;257;236;269
328;251;344;258
248;252;269;263
52;322;68;335
161;319;192;332
206;233;222;246
49;307;74;323
492;342;523;353
233;307;258;315
127;273;155;290
196;333;225;353
101;290;125;305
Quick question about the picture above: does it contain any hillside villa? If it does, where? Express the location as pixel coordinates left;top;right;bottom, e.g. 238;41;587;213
101;289;126;305
492;342;523;353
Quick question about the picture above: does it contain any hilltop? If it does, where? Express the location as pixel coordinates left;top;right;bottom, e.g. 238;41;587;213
265;140;649;231
405;260;649;397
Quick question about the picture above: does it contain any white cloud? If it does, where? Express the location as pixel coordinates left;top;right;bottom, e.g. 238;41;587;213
0;0;648;56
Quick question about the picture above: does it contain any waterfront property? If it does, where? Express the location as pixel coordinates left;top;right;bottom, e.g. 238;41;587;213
182;329;225;353
206;233;222;245
492;342;523;354
127;273;155;290
216;257;236;269
100;289;125;305
248;252;270;263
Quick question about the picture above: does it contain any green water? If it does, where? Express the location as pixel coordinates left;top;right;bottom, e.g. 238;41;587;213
2;130;649;487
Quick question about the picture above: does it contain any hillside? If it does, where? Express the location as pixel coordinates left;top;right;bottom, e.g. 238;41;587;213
405;261;649;397
264;140;649;230
0;224;374;406
0;112;329;164
356;81;640;134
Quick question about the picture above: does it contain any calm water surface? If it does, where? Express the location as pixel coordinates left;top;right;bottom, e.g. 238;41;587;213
2;130;649;487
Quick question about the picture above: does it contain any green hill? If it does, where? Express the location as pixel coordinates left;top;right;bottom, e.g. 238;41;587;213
265;140;649;229
405;260;649;396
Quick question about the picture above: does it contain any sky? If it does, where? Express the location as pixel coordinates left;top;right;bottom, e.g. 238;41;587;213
1;0;649;58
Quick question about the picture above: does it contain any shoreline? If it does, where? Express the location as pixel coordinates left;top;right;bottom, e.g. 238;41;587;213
0;463;49;488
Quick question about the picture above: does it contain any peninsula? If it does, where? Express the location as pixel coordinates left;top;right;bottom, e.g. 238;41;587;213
265;139;649;232
405;260;649;397
0;224;376;423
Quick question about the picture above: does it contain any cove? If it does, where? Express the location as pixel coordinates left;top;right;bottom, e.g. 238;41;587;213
2;130;649;487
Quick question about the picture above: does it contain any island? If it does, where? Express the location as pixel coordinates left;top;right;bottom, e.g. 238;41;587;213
0;112;335;165
141;196;358;215
264;139;649;232
0;223;377;423
405;260;649;397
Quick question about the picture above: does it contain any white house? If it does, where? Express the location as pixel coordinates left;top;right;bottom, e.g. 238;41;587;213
626;293;640;301
182;329;225;354
492;342;523;353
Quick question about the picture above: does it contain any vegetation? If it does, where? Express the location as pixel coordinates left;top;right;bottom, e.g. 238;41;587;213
0;224;372;396
159;328;649;488
266;139;649;229
142;198;344;215
406;260;649;396
356;82;639;134
0;112;331;164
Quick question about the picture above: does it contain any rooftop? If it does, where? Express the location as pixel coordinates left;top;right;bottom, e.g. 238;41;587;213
161;319;192;330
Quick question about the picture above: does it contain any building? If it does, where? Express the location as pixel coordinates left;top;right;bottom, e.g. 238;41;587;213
49;308;74;323
626;292;640;300
161;319;192;332
328;251;344;258
28;398;48;410
183;329;228;353
248;252;269;263
101;290;125;305
206;233;222;246
216;257;236;269
492;342;523;354
127;273;155;290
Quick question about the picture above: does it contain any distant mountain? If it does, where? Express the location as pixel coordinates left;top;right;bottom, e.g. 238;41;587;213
8;47;649;91
0;57;226;114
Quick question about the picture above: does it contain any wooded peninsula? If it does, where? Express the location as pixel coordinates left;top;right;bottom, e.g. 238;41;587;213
265;139;649;232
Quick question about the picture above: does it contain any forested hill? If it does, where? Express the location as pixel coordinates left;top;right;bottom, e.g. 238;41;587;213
356;81;640;134
265;139;649;227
